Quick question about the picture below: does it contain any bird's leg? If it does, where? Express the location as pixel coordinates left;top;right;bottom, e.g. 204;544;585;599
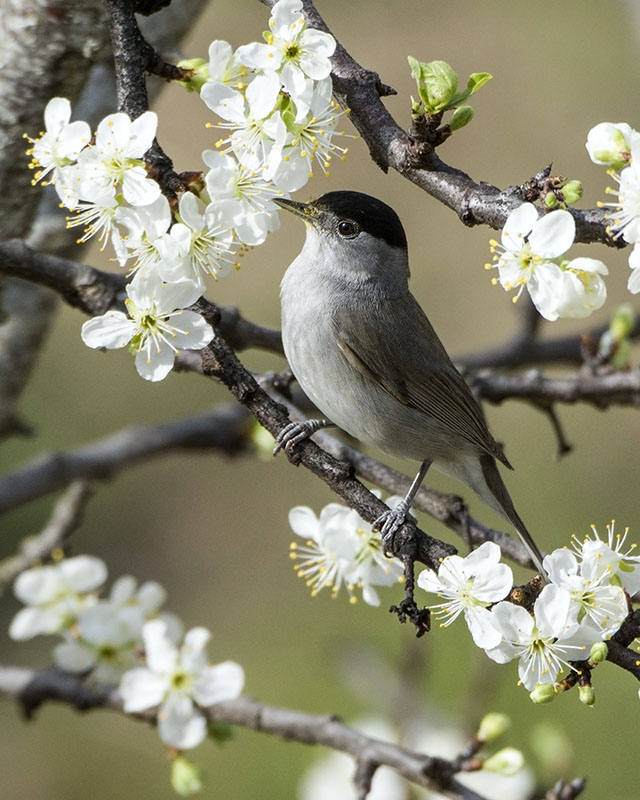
374;460;432;551
273;419;335;455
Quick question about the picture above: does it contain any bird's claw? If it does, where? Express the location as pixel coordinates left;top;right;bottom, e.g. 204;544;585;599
374;502;415;555
273;420;329;455
273;422;309;455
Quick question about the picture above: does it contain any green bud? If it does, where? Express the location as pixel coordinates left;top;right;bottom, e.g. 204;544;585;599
280;95;299;133
579;684;596;707
589;641;608;663
249;420;276;461
171;756;204;796
483;747;524;776
609;128;633;170
561;179;583;205
449;105;474;131
544;192;558;209
529;684;556;704
477;712;511;743
530;722;574;777
610;304;635;341
176;58;209;93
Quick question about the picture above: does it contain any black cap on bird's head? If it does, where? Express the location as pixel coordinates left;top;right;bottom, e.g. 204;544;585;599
274;190;408;251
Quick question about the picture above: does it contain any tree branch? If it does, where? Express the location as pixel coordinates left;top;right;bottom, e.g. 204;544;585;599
0;481;93;588
0;663;584;800
257;0;622;248
0;240;283;353
0;405;251;516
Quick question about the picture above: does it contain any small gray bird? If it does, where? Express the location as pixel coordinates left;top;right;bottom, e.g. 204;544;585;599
274;190;545;575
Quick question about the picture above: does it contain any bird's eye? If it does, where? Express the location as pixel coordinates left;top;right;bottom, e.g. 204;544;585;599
337;220;359;238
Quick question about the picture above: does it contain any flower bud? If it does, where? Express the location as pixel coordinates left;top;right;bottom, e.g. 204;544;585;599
483;747;524;776
171;755;204;796
610;304;635;341
477;712;511;743
544;192;558;209
589;641;608;664
529;684;556;704
449;105;474;131
579;684;595;707
176;58;209;93
561;179;583;204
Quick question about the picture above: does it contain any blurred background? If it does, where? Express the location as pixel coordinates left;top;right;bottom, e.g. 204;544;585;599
2;0;640;797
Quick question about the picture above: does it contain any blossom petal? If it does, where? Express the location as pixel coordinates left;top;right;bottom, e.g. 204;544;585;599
528;210;575;258
134;344;176;382
58;556;108;593
192;661;245;706
158;693;207;749
142;619;178;673
119;667;168;712
533;583;572;639
81;312;135;350
501;203;538;251
53;640;96;674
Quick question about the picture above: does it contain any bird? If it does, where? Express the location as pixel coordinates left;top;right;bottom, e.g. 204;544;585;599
272;190;545;575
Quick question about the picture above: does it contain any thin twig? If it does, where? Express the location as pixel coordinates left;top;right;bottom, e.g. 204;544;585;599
0;481;93;588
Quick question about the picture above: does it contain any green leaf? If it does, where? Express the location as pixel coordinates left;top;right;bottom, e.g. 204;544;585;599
408;56;458;113
467;72;493;93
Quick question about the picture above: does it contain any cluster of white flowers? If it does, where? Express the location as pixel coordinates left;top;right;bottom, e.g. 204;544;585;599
486;202;608;321
25;0;352;382
9;555;244;751
290;498;637;700
417;522;638;698
288;496;404;606
587;121;640;294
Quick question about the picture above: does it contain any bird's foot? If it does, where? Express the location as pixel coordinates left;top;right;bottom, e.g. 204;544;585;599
273;419;331;456
374;501;416;555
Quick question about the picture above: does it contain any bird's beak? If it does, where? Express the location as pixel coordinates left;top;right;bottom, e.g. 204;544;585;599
273;197;320;225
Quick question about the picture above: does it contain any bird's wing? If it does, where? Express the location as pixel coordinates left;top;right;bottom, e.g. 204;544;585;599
333;294;511;467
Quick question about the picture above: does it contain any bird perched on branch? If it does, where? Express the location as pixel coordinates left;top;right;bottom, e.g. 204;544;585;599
274;190;545;575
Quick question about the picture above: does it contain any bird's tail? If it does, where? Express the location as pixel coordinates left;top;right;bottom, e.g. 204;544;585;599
478;454;547;577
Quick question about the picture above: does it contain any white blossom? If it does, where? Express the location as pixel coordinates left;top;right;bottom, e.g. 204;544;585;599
235;0;336;121
271;78;352;192
487;202;608;321
586;122;639;169
206;40;250;91
76;111;161;207
543;548;628;638
166;191;238;283
203;150;283;246
573;520;640;596
25;96;90;191
80;274;213;381
9;556;107;640
112;194;174;272
288;498;403;606
201;82;287;174
53;602;139;683
417;541;513;647
119;620;244;750
484;584;599;691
